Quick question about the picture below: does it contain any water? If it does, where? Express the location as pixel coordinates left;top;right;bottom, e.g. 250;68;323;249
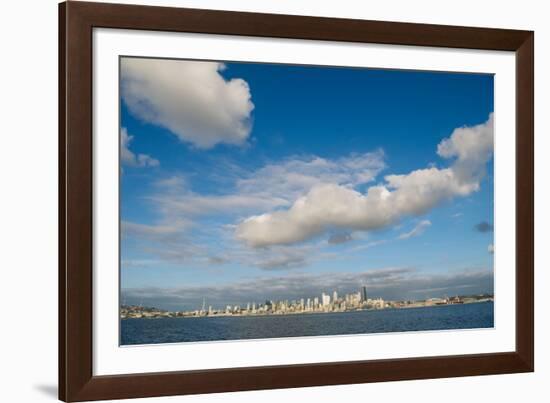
121;301;494;345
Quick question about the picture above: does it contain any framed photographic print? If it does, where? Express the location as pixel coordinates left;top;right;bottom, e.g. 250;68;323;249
59;1;534;401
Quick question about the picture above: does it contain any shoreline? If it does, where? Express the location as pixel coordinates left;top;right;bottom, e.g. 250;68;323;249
121;299;493;320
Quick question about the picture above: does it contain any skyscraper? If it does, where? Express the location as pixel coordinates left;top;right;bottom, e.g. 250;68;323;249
361;286;368;302
321;293;331;307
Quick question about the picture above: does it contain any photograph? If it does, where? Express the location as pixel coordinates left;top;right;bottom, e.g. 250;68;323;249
1;0;541;400
119;56;495;345
2;0;544;401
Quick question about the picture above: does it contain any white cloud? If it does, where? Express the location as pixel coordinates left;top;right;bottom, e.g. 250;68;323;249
154;175;187;190
148;151;385;219
121;128;159;168
150;192;288;217
398;220;432;240
121;220;190;242
253;248;310;270
348;239;389;253
488;243;494;254
437;114;494;163
236;150;386;202
125;152;384;269
236;114;494;247
437;113;494;187
121;58;254;149
121;219;206;264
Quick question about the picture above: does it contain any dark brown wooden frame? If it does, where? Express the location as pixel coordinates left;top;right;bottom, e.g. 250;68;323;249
59;1;534;401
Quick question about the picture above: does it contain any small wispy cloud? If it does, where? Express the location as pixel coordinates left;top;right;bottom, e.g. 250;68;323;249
398;220;432;240
121;128;159;168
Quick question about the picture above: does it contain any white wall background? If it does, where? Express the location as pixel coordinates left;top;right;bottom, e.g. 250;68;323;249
0;0;546;402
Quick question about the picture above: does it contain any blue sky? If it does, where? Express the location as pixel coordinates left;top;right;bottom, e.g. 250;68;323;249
120;57;494;311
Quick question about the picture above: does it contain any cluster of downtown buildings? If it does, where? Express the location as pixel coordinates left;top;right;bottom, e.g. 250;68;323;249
120;286;494;319
122;286;379;319
209;286;385;317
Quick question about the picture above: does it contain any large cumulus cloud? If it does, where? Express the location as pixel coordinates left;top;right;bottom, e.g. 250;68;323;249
121;58;254;149
236;114;494;247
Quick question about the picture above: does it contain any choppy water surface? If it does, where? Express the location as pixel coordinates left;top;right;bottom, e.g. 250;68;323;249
121;301;494;345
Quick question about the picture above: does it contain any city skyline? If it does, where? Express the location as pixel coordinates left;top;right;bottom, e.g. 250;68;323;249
120;58;494;312
123;284;494;315
125;285;373;314
122;267;494;311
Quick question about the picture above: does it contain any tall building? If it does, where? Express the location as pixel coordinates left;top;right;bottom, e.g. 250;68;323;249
332;291;338;302
321;292;331;307
361;286;368;302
